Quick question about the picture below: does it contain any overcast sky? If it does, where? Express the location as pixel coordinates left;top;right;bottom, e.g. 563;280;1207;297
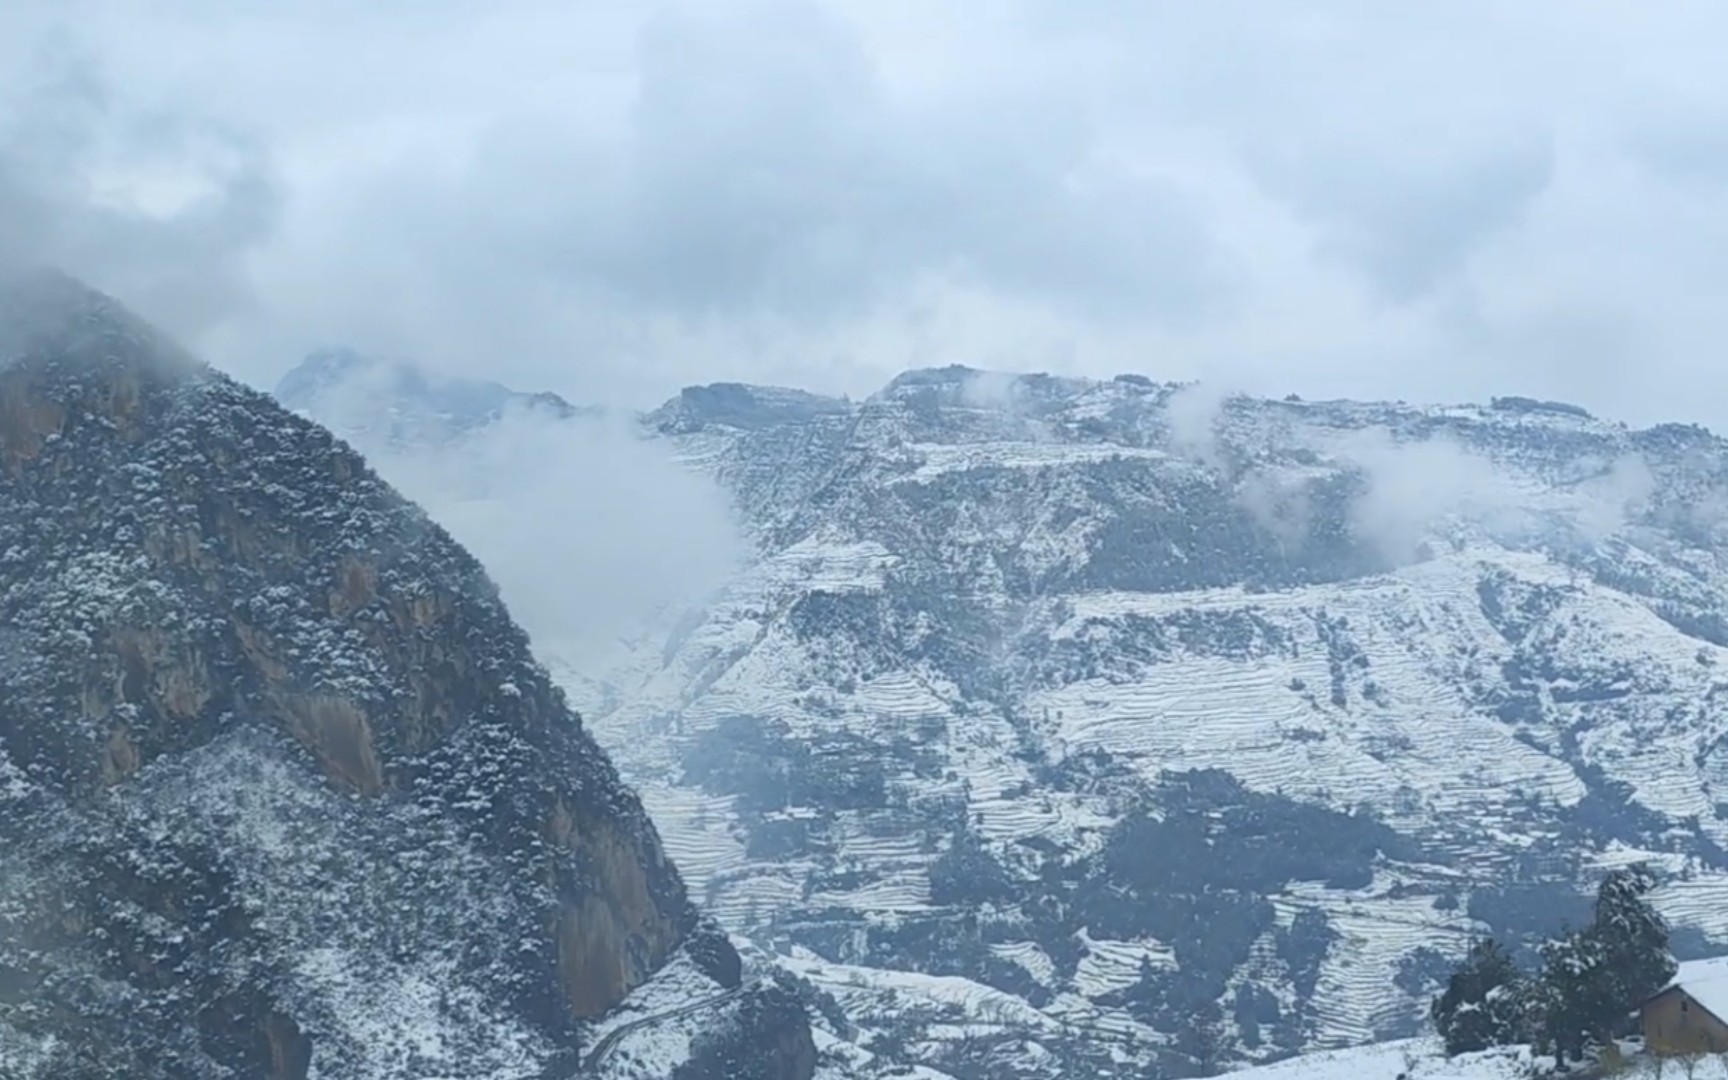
4;1;1728;426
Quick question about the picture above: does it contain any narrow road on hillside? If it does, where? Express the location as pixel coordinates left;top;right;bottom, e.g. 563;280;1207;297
578;978;762;1076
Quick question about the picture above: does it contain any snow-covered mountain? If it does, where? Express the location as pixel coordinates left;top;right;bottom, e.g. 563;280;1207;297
275;346;597;448
0;275;823;1080
284;354;1728;1078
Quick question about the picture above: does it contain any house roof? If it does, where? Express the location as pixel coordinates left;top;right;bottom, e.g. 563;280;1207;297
1648;958;1728;1024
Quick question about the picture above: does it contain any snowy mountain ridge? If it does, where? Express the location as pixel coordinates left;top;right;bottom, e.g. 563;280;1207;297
284;355;1728;1078
276;346;597;449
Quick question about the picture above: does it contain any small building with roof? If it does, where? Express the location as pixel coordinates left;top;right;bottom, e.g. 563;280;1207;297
1641;958;1728;1056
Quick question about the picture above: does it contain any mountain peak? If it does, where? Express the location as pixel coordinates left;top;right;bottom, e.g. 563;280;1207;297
867;366;1123;415
277;344;371;391
273;348;592;446
0;270;208;471
0;264;104;315
648;381;852;433
0;297;817;1077
0;267;200;383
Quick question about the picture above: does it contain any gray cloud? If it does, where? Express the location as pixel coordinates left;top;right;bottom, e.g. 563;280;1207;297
8;0;1728;428
252;0;1224;405
1623;107;1728;189
1075;3;1560;302
1255;133;1556;304
548;1;1215;322
0;23;280;340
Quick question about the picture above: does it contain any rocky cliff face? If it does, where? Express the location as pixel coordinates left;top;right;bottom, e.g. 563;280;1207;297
0;272;815;1079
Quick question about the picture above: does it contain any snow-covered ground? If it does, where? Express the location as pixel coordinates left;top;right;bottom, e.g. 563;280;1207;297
1232;1038;1728;1080
292;358;1728;1076
1230;1039;1527;1080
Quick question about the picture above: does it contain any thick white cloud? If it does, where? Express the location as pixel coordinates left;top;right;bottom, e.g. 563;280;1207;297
5;0;1728;426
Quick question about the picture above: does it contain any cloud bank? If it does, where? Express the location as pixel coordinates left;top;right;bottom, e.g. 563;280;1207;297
0;26;278;340
341;398;746;668
5;0;1728;429
1158;383;1661;567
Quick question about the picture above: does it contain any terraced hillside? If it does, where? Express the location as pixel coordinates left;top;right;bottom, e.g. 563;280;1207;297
286;359;1728;1078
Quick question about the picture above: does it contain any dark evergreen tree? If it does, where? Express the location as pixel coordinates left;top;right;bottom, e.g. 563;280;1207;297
1528;864;1676;1066
1532;925;1608;1065
1513;970;1562;1062
1589;864;1676;1016
1432;938;1525;1056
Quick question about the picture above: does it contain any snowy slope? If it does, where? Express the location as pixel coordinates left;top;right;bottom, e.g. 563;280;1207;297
1227;1039;1531;1080
287;357;1728;1078
1231;1037;1728;1080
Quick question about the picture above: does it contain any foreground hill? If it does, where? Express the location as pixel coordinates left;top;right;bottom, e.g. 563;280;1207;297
287;356;1728;1077
0;274;818;1080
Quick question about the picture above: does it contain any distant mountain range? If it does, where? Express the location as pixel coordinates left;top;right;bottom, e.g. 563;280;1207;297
283;349;1728;1079
274;346;600;447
